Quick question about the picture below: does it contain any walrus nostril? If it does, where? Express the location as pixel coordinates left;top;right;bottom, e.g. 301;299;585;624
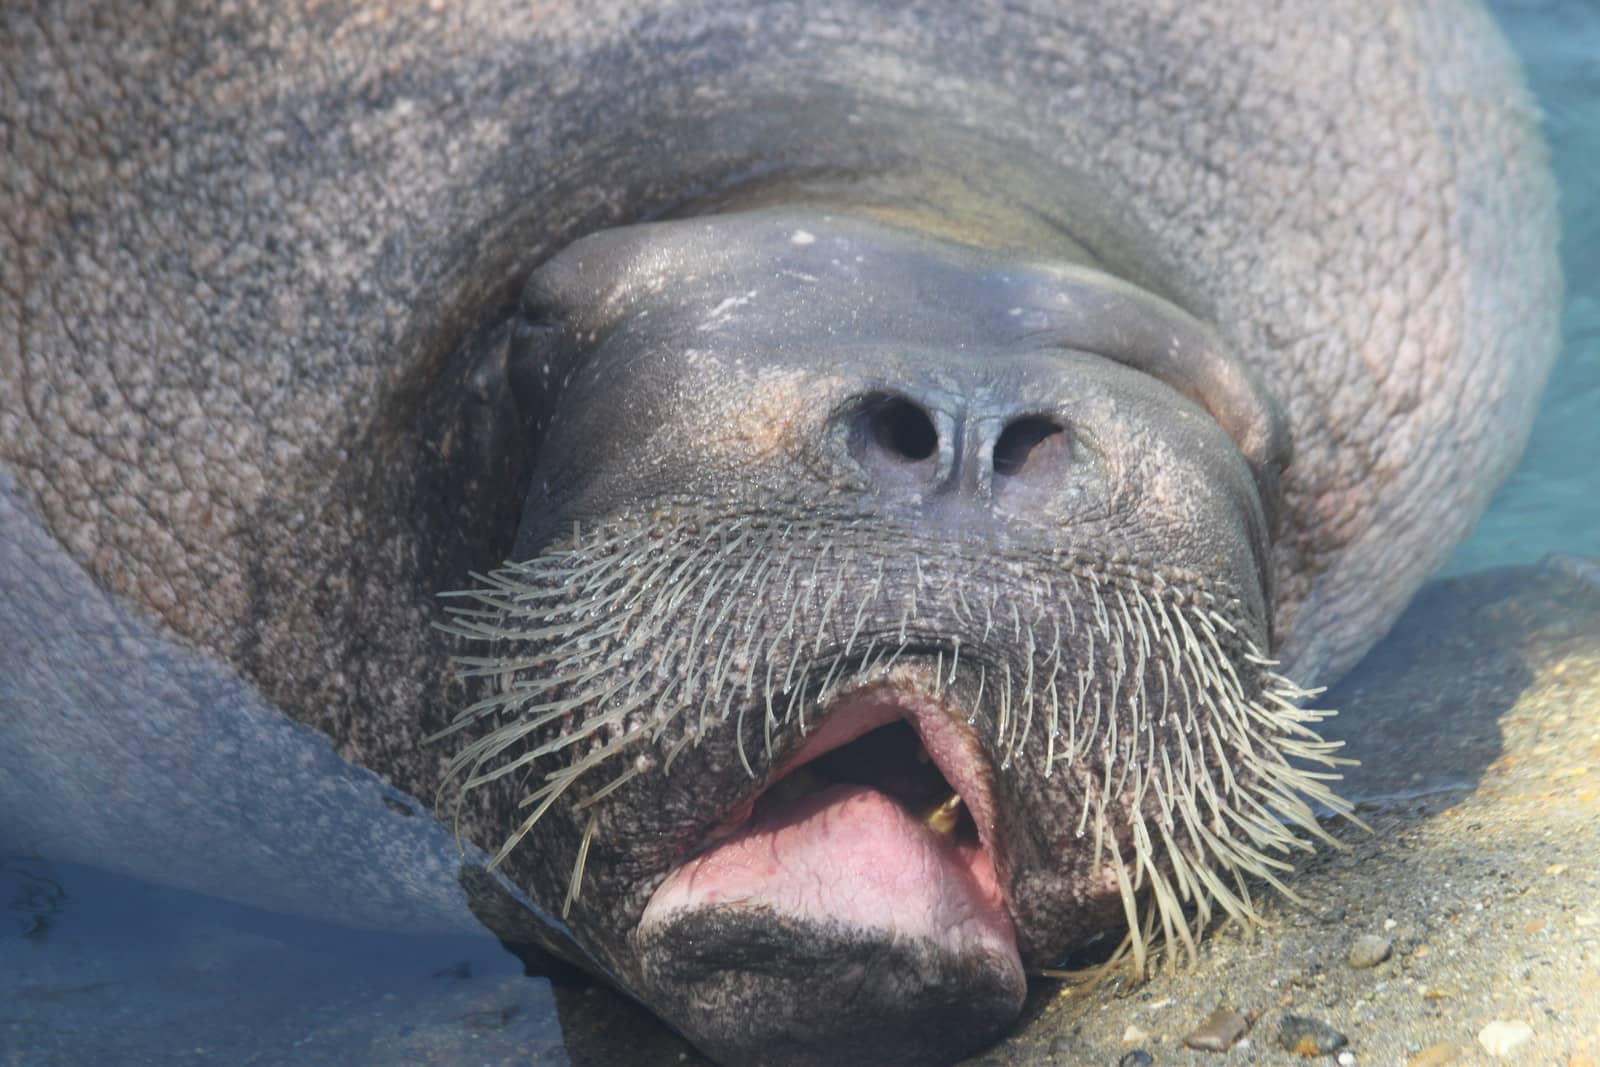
992;416;1066;479
865;396;939;463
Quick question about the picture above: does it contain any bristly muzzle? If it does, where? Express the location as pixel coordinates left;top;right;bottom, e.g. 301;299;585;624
431;500;1357;969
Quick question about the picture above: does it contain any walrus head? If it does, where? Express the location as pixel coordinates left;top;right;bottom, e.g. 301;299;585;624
435;208;1351;1065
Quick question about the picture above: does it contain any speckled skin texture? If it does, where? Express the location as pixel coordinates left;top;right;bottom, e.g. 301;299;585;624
0;0;1559;1059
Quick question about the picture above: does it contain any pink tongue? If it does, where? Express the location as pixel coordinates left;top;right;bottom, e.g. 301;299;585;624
641;783;1019;968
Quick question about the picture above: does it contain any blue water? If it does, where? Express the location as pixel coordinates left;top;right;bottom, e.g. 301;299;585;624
1448;0;1600;573
1;859;544;1066
4;2;1598;1064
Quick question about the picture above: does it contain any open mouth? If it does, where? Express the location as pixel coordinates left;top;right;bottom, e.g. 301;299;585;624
441;507;1344;1062
639;674;1024;985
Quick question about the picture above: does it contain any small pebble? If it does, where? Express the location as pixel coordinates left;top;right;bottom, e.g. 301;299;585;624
1277;1014;1349;1057
1182;1008;1251;1052
1477;1020;1535;1058
1118;1052;1154;1067
1337;1053;1356;1067
1121;1024;1150;1045
1405;1044;1459;1067
1347;934;1392;969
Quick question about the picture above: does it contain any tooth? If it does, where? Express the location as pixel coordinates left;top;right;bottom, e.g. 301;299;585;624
923;792;963;835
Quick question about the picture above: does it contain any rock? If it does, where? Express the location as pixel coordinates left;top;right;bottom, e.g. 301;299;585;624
1048;1033;1092;1060
1182;1008;1251;1052
1347;934;1393;969
1477;1020;1535;1058
1405;1043;1460;1067
1118;1052;1154;1067
1277;1014;1350;1056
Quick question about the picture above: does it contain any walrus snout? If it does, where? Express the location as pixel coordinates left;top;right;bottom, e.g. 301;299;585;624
511;207;1279;581
423;204;1361;1063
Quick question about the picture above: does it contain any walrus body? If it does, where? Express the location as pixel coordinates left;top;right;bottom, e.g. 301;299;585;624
0;2;1559;1064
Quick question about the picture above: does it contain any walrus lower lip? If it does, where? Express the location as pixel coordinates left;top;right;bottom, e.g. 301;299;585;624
639;684;1022;982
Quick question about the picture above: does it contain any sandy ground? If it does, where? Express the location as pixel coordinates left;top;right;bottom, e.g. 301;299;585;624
4;559;1596;1067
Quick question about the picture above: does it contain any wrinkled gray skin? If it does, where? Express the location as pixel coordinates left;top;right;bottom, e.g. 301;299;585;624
0;3;1559;1066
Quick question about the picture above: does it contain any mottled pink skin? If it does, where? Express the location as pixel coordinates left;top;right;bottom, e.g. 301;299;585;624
644;784;1018;976
642;684;1022;988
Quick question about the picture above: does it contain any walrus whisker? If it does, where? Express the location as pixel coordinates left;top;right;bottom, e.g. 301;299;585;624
815;649;850;710
783;671;808;733
662;731;695;775
735;693;756;778
575;765;639;811
880;636;911;678
707;617;743;704
996;660;1013;769
1104;654;1121;772
1014;625;1038;765
434;505;1359;971
1140;819;1194;963
1043;676;1061;776
954;579;974;628
489;774;583;872
813;574;843;656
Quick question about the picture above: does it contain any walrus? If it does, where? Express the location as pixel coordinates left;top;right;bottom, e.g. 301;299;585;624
0;1;1560;1065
